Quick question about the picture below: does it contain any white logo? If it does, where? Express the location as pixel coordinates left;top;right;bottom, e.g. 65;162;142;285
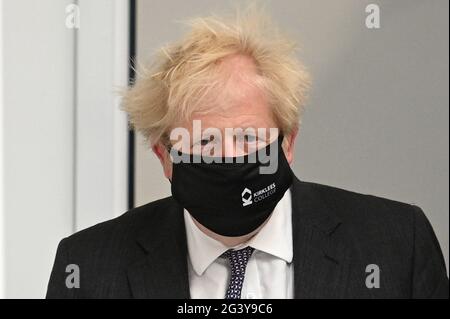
242;188;253;206
241;183;277;207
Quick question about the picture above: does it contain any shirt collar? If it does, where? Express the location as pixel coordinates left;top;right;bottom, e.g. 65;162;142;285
183;189;293;276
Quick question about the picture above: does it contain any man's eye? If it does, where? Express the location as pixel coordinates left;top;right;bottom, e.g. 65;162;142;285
201;139;211;146
244;135;257;143
194;138;212;147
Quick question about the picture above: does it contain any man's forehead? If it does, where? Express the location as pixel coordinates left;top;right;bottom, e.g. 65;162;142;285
216;54;259;77
198;54;266;109
188;84;271;120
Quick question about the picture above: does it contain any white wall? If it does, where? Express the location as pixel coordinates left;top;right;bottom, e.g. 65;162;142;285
0;0;6;299
1;0;76;298
0;0;129;298
75;0;129;231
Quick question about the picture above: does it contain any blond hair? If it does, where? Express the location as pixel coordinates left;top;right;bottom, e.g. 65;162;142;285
121;4;311;147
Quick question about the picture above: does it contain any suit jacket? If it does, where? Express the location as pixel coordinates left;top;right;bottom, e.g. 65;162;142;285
46;176;449;299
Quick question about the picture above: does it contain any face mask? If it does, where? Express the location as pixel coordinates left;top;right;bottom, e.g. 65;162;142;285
169;134;293;237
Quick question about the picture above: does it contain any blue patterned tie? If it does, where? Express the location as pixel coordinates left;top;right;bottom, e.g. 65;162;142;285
222;246;255;299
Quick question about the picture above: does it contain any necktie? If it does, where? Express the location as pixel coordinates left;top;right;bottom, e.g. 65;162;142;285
221;246;255;299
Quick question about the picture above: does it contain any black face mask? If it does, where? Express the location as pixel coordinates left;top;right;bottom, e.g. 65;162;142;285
169;134;293;237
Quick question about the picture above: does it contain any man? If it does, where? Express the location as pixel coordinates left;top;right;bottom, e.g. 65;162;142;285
47;9;448;299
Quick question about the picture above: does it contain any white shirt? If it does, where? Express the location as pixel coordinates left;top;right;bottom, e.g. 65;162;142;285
183;189;294;299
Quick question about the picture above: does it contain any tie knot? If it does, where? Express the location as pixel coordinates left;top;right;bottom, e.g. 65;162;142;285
221;246;255;277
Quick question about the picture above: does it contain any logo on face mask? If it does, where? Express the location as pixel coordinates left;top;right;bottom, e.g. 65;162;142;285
241;183;277;207
241;188;253;206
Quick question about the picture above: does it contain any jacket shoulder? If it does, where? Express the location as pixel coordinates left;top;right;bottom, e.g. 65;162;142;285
47;196;178;298
301;180;420;227
296;180;448;299
64;196;175;247
297;180;423;257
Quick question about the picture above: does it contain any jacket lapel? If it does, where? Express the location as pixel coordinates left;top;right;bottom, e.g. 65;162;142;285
127;199;190;299
291;177;351;298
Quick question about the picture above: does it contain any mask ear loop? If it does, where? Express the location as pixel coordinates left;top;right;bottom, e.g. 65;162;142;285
278;131;285;147
160;136;174;184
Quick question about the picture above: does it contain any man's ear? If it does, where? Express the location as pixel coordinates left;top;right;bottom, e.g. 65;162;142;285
282;126;298;165
152;142;173;179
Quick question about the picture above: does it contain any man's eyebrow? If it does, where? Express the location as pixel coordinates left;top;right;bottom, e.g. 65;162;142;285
232;117;263;128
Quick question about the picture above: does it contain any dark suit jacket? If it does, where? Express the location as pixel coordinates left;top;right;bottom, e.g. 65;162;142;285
46;176;449;299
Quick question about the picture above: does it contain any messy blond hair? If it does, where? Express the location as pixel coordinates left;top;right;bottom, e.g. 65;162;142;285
121;4;311;147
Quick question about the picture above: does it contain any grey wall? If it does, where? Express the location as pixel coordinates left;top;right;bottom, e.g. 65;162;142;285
135;0;449;270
